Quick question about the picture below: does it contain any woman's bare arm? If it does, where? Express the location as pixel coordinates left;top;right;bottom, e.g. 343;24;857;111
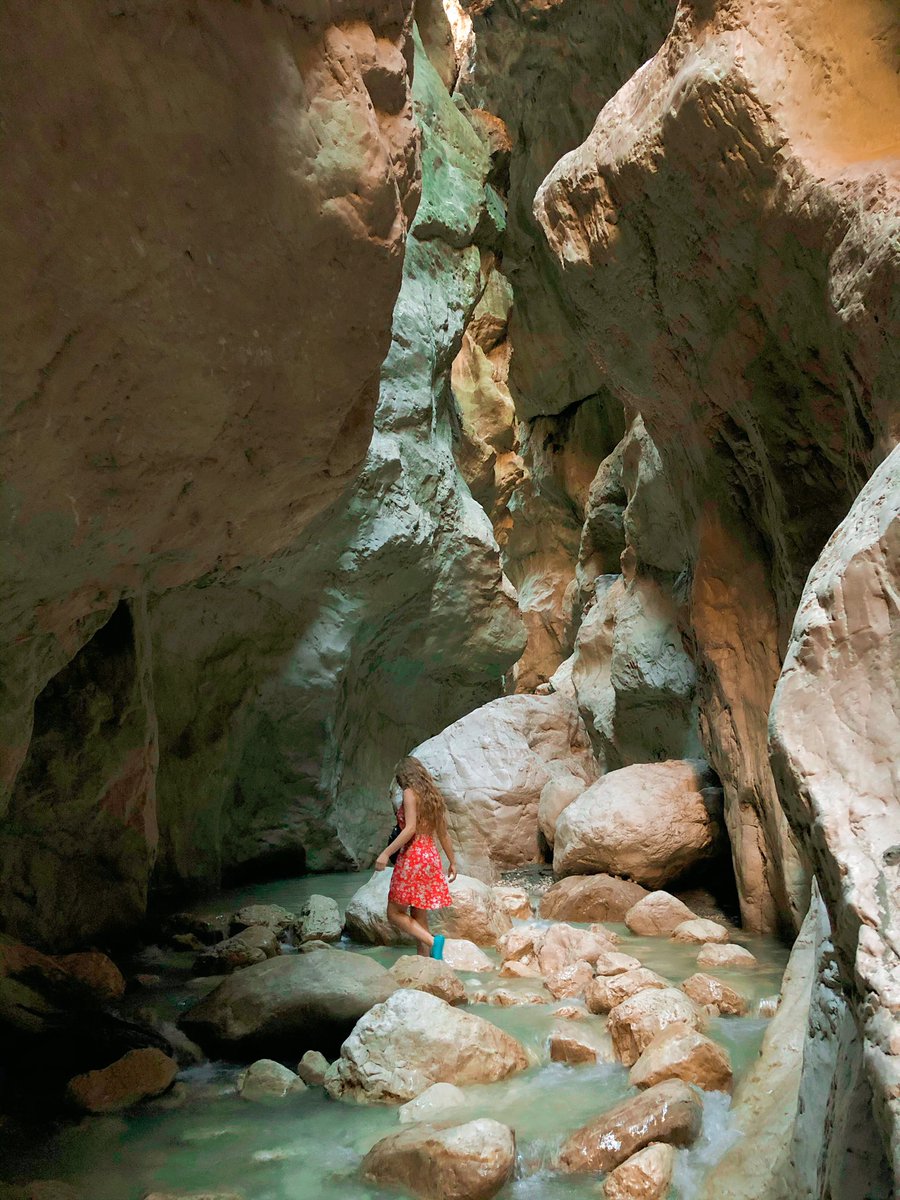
438;816;457;882
375;789;418;870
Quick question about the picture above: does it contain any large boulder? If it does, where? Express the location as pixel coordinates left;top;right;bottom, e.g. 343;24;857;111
625;892;697;937
629;1024;733;1093
586;968;668;1015
607;988;704;1066
66;1048;177;1113
671;918;729;945
180;948;397;1057
297;896;342;944
538;773;587;847
389;956;466;1006
325;990;528;1103
237;1059;305;1102
398;1082;467;1124
553;760;725;888
557;1078;702;1172
436;877;512;946
343;872;407;946
696;943;757;971
399;692;598;880
603;1142;675;1200
682;973;748;1017
442;939;495;972
194;926;279;975
540;874;649;923
362;1119;516;1200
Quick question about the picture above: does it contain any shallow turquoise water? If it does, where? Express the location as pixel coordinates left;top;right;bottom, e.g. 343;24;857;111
4;872;791;1200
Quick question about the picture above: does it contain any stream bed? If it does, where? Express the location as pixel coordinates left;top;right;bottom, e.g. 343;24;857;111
3;872;791;1200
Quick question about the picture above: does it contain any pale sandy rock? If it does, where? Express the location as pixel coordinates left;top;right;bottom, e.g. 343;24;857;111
363;1118;515;1200
297;896;342;944
554;760;724;888
325;990;528;1103
536;924;617;975
54;953;126;1004
586;968;669;1015
625;893;697;937
630;1024;733;1094
390;956;466;1006
491;887;532;920
553;1005;588;1020
296;1051;330;1088
545;961;594;1000
557;1078;702;1173
238;1060;305;1102
593;951;643;977
538;774;587;847
671;919;730;945
697;943;758;971
539;874;648;923
488;987;548;1008
344;871;407;946
181;948;397;1058
588;924;620;944
399;692;598;879
436;876;512;946
603;1142;675;1200
194;926;279;976
549;1024;615;1066
443;939;495;972
500;960;543;980
608;988;704;1066
682;973;748;1017
497;925;543;964
66;1048;177;1113
398;1082;467;1124
230;905;298;939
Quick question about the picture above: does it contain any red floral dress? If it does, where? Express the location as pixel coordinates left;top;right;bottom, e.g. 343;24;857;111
388;798;452;910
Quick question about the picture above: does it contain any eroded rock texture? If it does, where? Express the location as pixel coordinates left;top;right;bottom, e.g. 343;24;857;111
534;0;900;933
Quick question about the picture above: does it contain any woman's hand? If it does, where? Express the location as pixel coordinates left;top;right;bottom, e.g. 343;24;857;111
374;852;390;872
447;860;457;883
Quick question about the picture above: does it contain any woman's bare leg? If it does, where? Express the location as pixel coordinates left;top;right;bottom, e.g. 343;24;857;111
411;908;430;956
387;901;434;953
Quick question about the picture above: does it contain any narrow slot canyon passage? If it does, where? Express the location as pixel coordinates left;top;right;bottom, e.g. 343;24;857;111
1;3;898;1200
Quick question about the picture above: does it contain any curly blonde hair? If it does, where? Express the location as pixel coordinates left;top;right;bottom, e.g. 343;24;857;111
395;756;447;836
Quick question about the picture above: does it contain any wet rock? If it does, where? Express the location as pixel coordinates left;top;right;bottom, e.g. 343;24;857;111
696;943;758;971
488;987;548;1008
237;1059;306;1102
344;871;407;946
437;877;512;946
66;1047;178;1113
671;919;730;945
539;874;648;923
55;953;126;1003
603;1142;675;1200
586;968;669;1015
181;948;397;1058
558;1079;702;1173
545;961;594;1000
549;1025;615;1065
442;939;495;972
500;960;543;980
593;951;643;977
625;893;697;937
325;990;528;1103
554;761;723;888
297;939;331;954
389;956;466;1005
398;1081;467;1124
553;1005;588;1020
132;1009;205;1067
630;1024;733;1093
230;904;298;939
608;989;704;1066
362;1118;516;1200
401;692;598;879
194;926;279;975
491;887;532;920
536;924;617;974
296;1050;330;1087
682;973;748;1017
297;896;342;944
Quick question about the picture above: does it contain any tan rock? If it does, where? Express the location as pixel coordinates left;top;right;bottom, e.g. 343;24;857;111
66;1048;178;1113
55;952;126;1003
629;1024;733;1093
553;760;724;888
500;959;543;979
238;1059;305;1102
488;987;548;1007
538;773;588;847
586;968;669;1015
593;951;643;976
545;961;594;1000
625;892;697;937
588;923;621;944
436;876;512;946
491;886;532;920
390;956;466;1006
442;939;495;972
539;874;648;922
682;973;748;1017
497;924;542;963
603;1142;675;1200
536;923;617;974
194;926;279;975
549;1024;615;1065
296;1050;330;1087
344;871;408;946
671;918;730;945
230;905;297;938
398;1082;467;1124
557;1079;702;1172
325;990;528;1103
363;1118;515;1200
608;988;704;1066
696;943;758;971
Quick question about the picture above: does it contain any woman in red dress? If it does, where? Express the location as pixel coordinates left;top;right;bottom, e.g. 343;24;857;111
375;756;456;959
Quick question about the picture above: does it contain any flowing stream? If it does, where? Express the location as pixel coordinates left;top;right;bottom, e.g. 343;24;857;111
4;872;790;1199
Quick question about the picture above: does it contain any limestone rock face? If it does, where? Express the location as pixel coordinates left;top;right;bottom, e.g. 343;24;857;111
540;875;649;923
66;1048;177;1113
558;1078;702;1173
770;447;900;1179
180;949;397;1058
402;692;598;880
362;1118;516;1200
0;0;421;949
325;990;528;1103
553;760;725;888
